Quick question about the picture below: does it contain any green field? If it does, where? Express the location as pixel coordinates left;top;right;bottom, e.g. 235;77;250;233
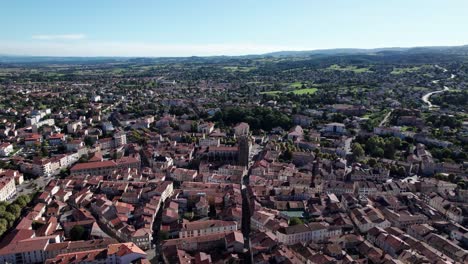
260;87;318;95
326;64;372;73
260;90;283;95
292;88;318;94
391;66;425;74
289;81;305;88
223;66;255;72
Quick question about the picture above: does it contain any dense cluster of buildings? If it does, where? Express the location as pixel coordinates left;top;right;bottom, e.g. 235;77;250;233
0;62;466;264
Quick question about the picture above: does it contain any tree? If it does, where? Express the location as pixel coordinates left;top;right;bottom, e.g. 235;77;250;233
15;195;30;207
365;136;385;157
281;149;293;161
0;218;7;228
289;217;303;226
70;225;86;241
373;147;384;158
41;146;49;157
383;143;396;159
457;181;466;190
183;212;194;220
448;174;456;183
0;220;6;236
3;212;15;227
352;143;365;158
7;204;21;218
208;204;217;218
158;230;169;240
397;166;406;177
84;137;94;147
190;122;198;133
368;158;377;167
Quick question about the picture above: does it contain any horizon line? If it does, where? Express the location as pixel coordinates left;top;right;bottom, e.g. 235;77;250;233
1;43;466;59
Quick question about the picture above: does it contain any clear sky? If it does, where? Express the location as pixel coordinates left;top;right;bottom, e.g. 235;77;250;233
1;0;467;57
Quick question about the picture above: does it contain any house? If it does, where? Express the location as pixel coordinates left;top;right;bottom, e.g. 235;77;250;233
291;152;315;166
275;223;342;245
0;169;24;185
67;121;82;134
354;181;378;197
225;231;244;253
195;196;209;217
0;142;13;156
293;115;313;127
70;160;117;176
198;122;215;134
322;123;346;134
170;167;198;182
367;227;409;258
350;206;391;233
102;121;115;133
428;194;464;223
19;158;53;177
45;242;147;264
24;133;42;146
0;176;16;201
251;210;275;231
44;238;117;260
332;104;366;116
287;126;304;141
47;133;65;146
234;122;250;137
179;220;238;238
66;139;85;152
0;235;61;264
424;233;468;263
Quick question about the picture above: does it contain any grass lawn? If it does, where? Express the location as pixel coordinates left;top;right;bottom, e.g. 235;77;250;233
292;88;318;95
260;85;318;95
391;66;424;74
326;64;372;73
223;66;255;72
289;81;305;88
260;90;283;95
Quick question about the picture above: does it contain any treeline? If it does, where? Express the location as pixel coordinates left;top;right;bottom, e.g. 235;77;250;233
426;114;462;129
212;106;291;131
0;194;32;236
355;136;404;159
432;91;468;108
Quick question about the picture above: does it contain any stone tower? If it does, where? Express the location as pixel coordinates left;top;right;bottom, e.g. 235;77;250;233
238;136;251;167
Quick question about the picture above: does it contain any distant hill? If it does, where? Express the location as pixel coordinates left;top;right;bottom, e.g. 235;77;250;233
1;44;468;64
263;45;468;57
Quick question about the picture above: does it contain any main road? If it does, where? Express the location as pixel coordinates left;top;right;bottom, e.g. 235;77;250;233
422;65;455;108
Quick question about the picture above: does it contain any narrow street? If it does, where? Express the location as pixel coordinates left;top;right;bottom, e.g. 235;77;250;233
150;201;165;263
379;109;393;127
241;142;264;264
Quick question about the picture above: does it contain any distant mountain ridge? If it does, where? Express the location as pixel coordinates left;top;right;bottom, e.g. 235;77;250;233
1;44;468;63
263;45;468;57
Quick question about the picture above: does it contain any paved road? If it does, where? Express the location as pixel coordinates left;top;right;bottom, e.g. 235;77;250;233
379;109;393;127
422;65;455;108
11;176;49;200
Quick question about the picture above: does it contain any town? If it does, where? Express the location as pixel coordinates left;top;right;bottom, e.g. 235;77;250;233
0;46;467;264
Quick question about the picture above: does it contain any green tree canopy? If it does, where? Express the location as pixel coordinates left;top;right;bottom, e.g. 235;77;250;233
70;225;86;241
352;143;365;158
7;204;21;218
3;212;15;227
289;217;304;226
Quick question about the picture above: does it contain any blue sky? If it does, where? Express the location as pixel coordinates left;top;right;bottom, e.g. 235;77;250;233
1;0;467;56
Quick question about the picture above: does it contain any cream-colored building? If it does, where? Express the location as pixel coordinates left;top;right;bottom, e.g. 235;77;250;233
0;176;16;201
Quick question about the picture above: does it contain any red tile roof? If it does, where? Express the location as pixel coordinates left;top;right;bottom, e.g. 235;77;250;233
70;160;117;171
